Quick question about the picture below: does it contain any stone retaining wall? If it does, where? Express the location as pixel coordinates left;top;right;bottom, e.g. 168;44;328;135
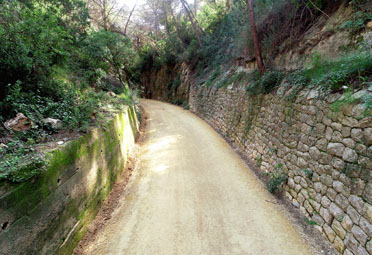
0;106;138;255
189;81;372;255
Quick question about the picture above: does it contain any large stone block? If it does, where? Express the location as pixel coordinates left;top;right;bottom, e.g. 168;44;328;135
327;143;345;157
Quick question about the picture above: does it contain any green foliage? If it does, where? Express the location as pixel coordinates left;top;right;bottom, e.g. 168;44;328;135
0;0;139;182
307;52;372;92
266;168;288;193
0;141;45;182
302;169;313;180
246;70;285;95
330;89;358;112
304;217;318;226
255;154;262;167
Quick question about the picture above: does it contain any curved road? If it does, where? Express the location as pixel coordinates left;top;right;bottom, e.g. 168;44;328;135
78;99;314;255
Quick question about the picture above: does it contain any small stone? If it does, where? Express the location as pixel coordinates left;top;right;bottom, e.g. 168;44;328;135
4;113;34;131
331;157;345;170
42;118;63;129
297;193;305;205
351;179;365;196
362;203;372;223
332;219;346;239
331;123;342;131
342;148;358;163
347;205;361;224
348;195;364;213
359;217;372;237
321;196;331;208
363;182;372;204
341;215;353;231
355;143;367;154
342;126;351;137
304;200;313;214
363;128;372;146
351;225;368;245
314;182;323;193
327;188;337;201
309;146;321;160
323;224;336;242
297;157;308;168
333;236;345;253
335;194;349;211
57;141;64;145
344;233;359;254
320;207;333;224
321;174;333;187
367;240;372;254
323;116;332;126
343;249;353;255
342;117;359;127
316;138;328;151
333;181;344;193
342;138;355;148
357;245;369;255
351;128;363;142
367;20;372;29
292;200;300;208
319;152;332;165
327;143;345;157
360;117;372;128
312;214;324;226
330;203;344;220
288;178;295;188
294;176;301;184
298;142;309;152
325;127;333;140
351;104;365;117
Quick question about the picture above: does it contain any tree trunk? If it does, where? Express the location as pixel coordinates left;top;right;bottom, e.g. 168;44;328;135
169;1;185;48
124;2;137;35
180;0;202;48
163;1;170;36
103;0;108;30
247;0;265;75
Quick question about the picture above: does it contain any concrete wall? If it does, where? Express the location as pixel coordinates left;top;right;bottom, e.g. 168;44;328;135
189;80;372;255
0;106;138;255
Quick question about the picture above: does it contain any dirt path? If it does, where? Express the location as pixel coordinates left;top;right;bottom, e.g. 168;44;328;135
75;99;320;255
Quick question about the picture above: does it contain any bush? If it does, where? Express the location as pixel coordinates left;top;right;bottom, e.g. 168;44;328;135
266;168;288;193
246;70;285;95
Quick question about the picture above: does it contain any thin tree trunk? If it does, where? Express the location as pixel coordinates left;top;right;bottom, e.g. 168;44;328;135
180;0;202;47
163;2;170;36
169;1;185;48
247;0;265;75
124;2;137;35
103;0;108;30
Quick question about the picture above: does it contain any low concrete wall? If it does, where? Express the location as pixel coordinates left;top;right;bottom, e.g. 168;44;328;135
0;106;138;255
189;80;372;254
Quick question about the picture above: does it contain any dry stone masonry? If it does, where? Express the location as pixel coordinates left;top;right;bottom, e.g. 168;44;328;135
188;78;372;255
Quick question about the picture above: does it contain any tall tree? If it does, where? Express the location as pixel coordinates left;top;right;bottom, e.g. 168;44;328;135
247;0;265;75
124;2;137;35
180;0;202;47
